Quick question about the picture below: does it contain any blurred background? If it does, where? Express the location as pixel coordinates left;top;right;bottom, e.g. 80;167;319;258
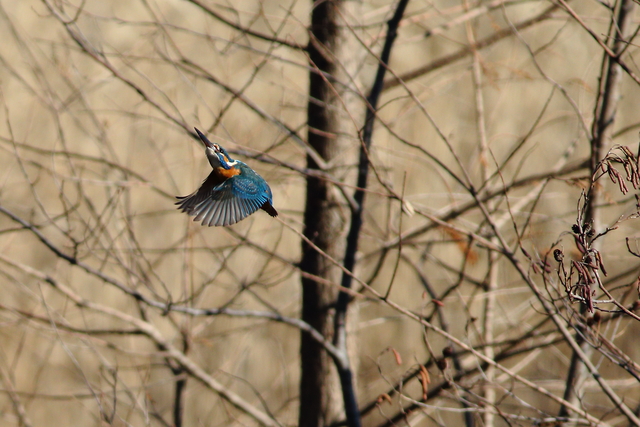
0;0;639;426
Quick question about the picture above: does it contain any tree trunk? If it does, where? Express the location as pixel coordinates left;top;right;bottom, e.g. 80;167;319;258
558;0;634;423
299;0;363;425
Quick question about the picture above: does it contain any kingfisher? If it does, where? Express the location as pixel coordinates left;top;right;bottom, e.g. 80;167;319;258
176;128;277;226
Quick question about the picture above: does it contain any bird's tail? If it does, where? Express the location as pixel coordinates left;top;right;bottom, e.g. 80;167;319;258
261;202;278;217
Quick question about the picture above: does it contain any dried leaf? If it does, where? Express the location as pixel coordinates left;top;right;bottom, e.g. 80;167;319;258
390;347;402;365
419;365;430;400
441;227;478;265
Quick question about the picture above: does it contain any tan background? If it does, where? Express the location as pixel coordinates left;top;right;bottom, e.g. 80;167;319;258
0;0;638;426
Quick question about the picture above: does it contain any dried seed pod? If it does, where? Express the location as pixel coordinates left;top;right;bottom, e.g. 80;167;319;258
436;358;448;371
442;346;454;358
593;311;601;323
390;347;402;365
553;249;564;262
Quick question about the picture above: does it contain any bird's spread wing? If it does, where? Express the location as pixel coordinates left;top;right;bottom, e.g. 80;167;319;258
176;166;273;226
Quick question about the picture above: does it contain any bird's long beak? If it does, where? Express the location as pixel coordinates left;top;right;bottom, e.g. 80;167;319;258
194;127;215;149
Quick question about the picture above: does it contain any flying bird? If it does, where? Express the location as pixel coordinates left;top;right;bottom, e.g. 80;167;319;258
176;128;277;226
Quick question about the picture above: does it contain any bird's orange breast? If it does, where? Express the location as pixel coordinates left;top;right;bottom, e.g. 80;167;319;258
217;166;241;179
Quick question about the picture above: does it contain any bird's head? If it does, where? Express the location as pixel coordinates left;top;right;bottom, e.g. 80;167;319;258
194;127;238;171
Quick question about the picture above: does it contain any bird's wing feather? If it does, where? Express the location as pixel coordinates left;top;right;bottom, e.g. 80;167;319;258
175;170;220;213
176;164;273;226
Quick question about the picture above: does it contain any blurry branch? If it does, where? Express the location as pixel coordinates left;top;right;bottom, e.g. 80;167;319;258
588;328;640;381
0;206;344;363
505;16;594;143
383;3;559;90
185;0;304;50
210;12;293;133
556;0;640;85
42;0;190;131
559;0;635;422
358;321;564;425
480;86;560;194
0;254;281;427
393;0;517;39
0;305;145;336
348;71;582;223
465;6;495;425
564;147;640;311
278;181;621;427
555;152;640;422
345;268;612;426
224;227;366;300
469;186;640;425
43;0;386;216
371;159;587;254
587;0;633;221
0;360;33;427
176;58;330;171
168;335;187;427
7;0;640;425
330;1;407;424
376;295;618;426
0;137;174;199
376;244;637;423
9;121;364;222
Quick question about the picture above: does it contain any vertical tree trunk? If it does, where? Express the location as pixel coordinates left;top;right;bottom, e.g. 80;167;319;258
299;1;362;425
559;0;633;423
